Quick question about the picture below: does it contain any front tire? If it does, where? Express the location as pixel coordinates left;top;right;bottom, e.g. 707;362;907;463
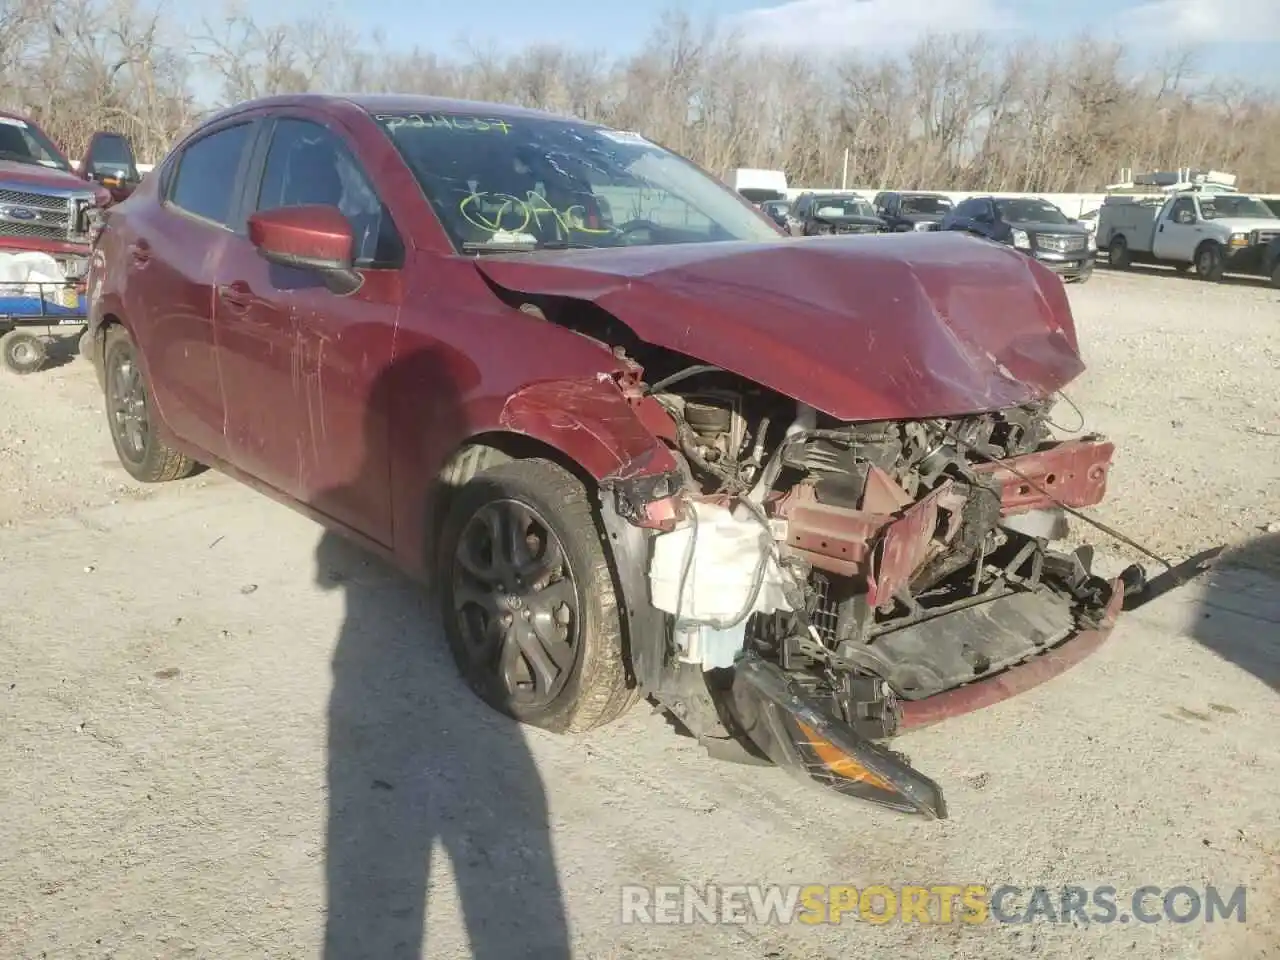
437;458;638;733
103;325;197;483
1195;242;1224;282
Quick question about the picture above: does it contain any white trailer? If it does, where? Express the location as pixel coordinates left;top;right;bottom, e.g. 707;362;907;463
727;168;788;205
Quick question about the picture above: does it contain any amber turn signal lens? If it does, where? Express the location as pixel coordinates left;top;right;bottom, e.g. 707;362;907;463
795;719;894;791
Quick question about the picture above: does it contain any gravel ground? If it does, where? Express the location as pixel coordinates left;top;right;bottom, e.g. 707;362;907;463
0;269;1277;960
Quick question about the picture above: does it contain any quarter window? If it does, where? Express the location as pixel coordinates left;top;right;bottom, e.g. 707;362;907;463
168;123;254;227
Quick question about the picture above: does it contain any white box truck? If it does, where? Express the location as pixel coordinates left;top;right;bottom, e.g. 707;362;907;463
727;168;788;205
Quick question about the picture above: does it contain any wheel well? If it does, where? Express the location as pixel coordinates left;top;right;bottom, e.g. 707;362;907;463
1195;239;1221;254
428;432;600;564
92;312;124;354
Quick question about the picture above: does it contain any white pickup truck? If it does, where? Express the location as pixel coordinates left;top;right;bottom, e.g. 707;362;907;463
1097;191;1280;284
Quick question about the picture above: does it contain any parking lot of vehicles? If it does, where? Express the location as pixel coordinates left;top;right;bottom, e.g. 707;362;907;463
870;190;952;231
81;93;1143;819
785;192;885;235
941;195;1096;283
1098;190;1280;285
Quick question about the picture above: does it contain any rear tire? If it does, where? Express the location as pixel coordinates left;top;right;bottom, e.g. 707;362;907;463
1108;236;1130;269
1195;242;1224;282
0;330;47;374
103;325;197;483
437;457;639;733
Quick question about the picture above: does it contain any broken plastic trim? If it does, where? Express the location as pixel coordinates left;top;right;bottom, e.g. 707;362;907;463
608;467;685;529
729;654;948;818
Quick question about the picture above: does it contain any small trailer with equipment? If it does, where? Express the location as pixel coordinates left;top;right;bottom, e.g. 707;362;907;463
0;278;87;374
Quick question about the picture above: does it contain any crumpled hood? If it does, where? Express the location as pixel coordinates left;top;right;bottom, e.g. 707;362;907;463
474;231;1085;422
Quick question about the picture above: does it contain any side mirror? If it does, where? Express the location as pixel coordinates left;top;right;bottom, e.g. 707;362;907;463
248;205;362;295
78;131;140;187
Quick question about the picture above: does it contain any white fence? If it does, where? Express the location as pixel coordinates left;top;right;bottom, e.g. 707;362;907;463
784;186;1280;214
66;165;1276;213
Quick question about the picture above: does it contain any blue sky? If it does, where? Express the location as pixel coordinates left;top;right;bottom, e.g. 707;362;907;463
179;0;1280;87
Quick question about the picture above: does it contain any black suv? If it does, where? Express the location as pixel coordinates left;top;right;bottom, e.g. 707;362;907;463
941;196;1096;283
788;193;885;236
871;191;953;232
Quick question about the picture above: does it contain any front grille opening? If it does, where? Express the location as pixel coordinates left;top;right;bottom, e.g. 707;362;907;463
0;187;91;243
809;571;840;645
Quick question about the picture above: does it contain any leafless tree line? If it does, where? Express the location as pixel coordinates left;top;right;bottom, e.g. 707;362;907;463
3;0;1280;191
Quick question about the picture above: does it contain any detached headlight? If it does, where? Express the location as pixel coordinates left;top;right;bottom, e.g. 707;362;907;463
913;221;933;231
1228;232;1249;248
1011;228;1031;250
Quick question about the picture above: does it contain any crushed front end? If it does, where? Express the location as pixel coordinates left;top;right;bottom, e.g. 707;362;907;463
617;376;1125;818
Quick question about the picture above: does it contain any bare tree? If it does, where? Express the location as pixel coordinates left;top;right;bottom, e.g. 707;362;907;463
1;0;1278;187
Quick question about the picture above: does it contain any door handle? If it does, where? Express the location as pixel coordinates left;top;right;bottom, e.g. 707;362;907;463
217;282;252;312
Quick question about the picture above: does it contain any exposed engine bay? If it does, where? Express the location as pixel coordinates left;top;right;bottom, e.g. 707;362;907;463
504;294;1126;819
632;362;1121;812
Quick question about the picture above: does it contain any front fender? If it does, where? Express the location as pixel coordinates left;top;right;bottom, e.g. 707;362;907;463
498;376;683;692
497;376;680;485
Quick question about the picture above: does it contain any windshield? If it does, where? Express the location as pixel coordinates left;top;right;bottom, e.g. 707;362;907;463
0;116;70;171
811;197;876;218
1199;195;1276;220
994;198;1070;224
900;195;952;215
371;111;782;252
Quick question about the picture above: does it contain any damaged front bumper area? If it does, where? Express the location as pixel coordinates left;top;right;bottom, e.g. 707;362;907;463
616;403;1128;819
730;654;949;818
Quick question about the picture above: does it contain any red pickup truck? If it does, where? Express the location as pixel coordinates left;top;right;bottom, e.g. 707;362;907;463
0;110;141;280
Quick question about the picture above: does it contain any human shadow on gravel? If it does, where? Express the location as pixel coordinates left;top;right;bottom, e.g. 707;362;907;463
1188;532;1280;692
314;344;571;959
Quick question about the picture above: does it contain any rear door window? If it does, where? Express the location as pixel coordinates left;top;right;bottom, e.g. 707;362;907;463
168;123;255;228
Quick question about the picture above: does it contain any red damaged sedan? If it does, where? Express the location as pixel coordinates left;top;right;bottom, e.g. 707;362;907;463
84;94;1126;818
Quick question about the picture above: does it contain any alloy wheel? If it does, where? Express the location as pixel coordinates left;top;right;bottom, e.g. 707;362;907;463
451;498;581;709
108;345;149;463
